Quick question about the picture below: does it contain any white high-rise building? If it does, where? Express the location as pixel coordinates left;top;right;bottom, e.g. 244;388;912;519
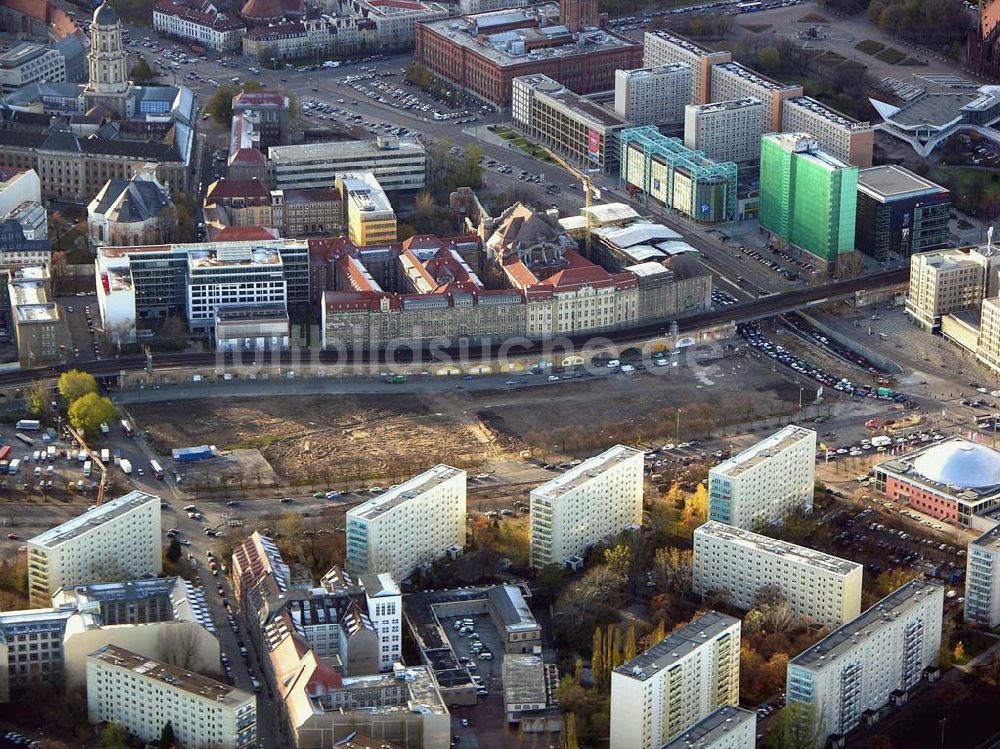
708;425;816;529
529;445;644;569
692;521;862;629
660;706;756;749
966;525;1000;628
786;580;943;745
610;611;741;749
684;98;765;165
87;645;257;749
614;65;691;125
27;491;161;607
346;465;466;581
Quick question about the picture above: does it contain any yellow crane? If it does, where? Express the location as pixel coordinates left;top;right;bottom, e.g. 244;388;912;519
544;147;601;256
66;424;109;507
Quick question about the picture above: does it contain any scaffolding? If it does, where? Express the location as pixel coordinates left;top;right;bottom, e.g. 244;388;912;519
619;127;737;223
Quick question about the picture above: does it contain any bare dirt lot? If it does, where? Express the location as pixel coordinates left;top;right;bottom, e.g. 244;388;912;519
130;352;814;484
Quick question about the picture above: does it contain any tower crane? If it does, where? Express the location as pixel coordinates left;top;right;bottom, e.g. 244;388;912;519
544;148;601;256
66;424;109;507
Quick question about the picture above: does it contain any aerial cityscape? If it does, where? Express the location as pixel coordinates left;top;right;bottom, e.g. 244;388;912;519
0;0;994;746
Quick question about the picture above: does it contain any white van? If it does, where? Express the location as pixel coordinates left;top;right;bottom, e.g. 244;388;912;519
606;359;620;368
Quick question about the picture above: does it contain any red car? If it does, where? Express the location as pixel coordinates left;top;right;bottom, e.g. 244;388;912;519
6;534;18;540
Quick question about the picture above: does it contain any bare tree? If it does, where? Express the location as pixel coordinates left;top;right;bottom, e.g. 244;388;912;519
158;625;205;670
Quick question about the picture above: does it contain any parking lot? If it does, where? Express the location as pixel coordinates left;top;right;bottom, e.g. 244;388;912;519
439;613;507;748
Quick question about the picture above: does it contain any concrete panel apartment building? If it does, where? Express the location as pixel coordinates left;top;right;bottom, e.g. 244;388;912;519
684;97;765;165
786;580;944;745
27;491;161;607
904;246;996;332
707;425;816;529
966;525;1000;628
692;521;863;629
613;65;691;126
660;706;756;749
609;611;741;749
512;74;629;173
782;95;875;168
709;62;802;131
529;445;644;569
87;645;257;749
642;30;731;104
346;465;467;582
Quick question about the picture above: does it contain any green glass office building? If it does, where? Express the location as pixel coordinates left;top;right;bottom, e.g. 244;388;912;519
759;132;858;266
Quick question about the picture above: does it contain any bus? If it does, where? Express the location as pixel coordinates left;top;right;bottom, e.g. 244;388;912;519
150;460;165;480
15;420;39;431
0;446;11;463
15;433;34;446
120;419;135;438
737;1;763;10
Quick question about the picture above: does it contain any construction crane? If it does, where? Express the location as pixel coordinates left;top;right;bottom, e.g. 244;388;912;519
544;148;601;256
66;424;109;507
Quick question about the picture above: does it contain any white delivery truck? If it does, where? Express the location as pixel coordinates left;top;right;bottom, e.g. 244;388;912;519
120;458;133;475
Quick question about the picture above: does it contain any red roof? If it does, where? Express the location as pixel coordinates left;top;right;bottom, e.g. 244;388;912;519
205;178;271;202
240;0;286;20
234;91;288;109
215;226;278;241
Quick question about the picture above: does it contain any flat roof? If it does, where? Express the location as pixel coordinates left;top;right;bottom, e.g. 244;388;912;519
785;95;869;130
972;524;1000;553
619;63;690;79
502;654;547;705
711;425;815;479
889;91;979;128
348;465;462;521
29;491;158;549
696;521;862;577
644;29;719;58
690;97;762;114
515;74;629;130
487;584;538;632
0;43;51;68
89;644;254;706
660;706;756;749
15;303;57;322
764;132;850;170
790;580;943;671
340;665;446;714
270;138;425;164
421;14;638;68
532;445;641;501
614;611;739;681
857;164;946;201
714;61;799;93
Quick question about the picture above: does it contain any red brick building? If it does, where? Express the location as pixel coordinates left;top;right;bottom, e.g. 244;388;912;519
414;8;641;108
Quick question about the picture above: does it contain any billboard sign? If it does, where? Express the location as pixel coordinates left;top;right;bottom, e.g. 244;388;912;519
586;128;600;163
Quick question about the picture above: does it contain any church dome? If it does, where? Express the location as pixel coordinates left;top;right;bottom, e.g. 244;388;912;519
93;2;119;26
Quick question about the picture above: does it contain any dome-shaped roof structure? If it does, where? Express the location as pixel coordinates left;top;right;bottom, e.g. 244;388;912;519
912;440;1000;489
93;1;119;26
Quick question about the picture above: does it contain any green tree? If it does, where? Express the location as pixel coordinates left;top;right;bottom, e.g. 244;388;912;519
591;627;605;687
129;57;155;84
68;393;117;437
564;712;579;749
160;721;177;749
758;46;781;75
603;543;632;578
98;722;129;749
206;85;238;124
165;537;182;564
767;703;823;749
25;382;51;418
58;369;98;403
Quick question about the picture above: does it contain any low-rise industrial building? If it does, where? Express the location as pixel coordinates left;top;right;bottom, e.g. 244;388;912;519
693;521;863;629
501;654;562;731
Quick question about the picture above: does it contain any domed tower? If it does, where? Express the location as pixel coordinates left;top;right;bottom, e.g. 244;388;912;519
86;2;127;99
